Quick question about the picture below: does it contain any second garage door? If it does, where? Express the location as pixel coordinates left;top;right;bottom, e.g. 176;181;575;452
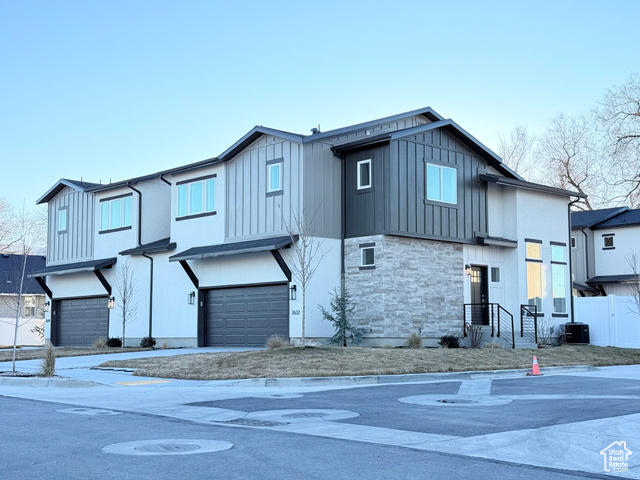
56;297;109;346
205;284;289;346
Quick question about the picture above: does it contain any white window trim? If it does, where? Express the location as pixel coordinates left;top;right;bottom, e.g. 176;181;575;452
426;163;457;204
360;246;375;267
57;208;68;233
357;159;372;190
177;177;216;218
267;162;283;193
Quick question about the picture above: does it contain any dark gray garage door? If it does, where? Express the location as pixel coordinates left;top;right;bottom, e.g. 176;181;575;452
56;297;109;346
205;284;289;346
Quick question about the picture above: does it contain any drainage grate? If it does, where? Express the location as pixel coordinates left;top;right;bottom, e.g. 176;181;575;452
223;418;289;427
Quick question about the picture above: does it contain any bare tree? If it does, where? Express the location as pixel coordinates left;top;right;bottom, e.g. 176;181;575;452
114;259;138;347
537;113;604;210
284;210;328;346
626;251;640;319
596;74;640;207
0;198;18;253
497;124;537;180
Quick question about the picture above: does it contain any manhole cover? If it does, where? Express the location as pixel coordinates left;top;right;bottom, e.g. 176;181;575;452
102;439;233;456
437;399;477;404
223;418;289;427
282;412;327;418
58;408;121;416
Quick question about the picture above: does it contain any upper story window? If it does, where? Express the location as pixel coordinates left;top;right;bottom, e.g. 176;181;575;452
267;159;283;195
571;236;576;248
177;175;216;220
525;240;542;260
426;163;457;204
602;234;615;249
551;244;566;263
57;207;68;233
100;194;132;232
357;159;372;190
525;239;543;313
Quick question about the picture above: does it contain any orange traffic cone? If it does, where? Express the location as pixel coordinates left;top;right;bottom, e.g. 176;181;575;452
527;355;542;376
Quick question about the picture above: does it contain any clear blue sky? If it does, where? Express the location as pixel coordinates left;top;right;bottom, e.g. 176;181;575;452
1;0;639;212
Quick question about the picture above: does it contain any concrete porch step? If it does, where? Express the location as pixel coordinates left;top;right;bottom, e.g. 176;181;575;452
514;341;538;349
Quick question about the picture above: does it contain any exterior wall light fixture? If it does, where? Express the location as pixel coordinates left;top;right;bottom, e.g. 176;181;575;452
289;284;297;300
188;291;196;305
465;264;472;275
43;301;50;312
108;297;115;309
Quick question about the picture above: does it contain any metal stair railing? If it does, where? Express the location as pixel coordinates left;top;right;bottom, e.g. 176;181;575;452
520;304;538;345
463;303;515;349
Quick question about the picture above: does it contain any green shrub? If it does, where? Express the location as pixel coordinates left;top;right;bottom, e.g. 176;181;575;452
107;337;122;348
140;336;156;348
407;332;422;349
438;335;460;348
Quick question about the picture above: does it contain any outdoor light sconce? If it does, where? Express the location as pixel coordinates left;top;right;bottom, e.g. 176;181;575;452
43;301;50;312
107;296;115;309
465;264;472;275
289;284;297;300
188;291;196;305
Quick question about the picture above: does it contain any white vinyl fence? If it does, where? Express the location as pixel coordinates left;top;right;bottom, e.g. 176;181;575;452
573;295;640;348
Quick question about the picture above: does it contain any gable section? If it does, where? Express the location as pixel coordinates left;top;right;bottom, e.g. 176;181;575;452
225;133;303;240
324;114;431;144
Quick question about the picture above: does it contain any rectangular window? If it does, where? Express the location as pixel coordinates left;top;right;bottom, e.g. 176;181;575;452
57;208;67;233
176;176;216;219
491;267;501;283
357;159;372;190
361;247;375;267
552;264;567;314
426;163;457;204
526;241;542;260
23;296;36;317
571;236;576;249
603;234;614;249
551;244;565;263
526;262;543;312
267;162;283;193
100;195;132;232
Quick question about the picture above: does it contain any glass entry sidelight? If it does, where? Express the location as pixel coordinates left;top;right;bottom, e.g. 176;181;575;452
469;266;489;325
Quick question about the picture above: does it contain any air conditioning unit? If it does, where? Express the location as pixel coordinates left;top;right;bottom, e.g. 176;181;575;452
564;322;590;344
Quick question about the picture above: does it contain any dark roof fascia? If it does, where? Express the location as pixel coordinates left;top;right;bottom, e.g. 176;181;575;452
570;207;629;229
302;107;444;143
573;282;599;293
119;238;177;256
331;133;392;153
586;274;640;284
29;257;117;277
591;209;640;230
476;235;518;248
218;126;305;162
36;178;102;205
169;235;296;262
480;173;586;199
390;120;523;180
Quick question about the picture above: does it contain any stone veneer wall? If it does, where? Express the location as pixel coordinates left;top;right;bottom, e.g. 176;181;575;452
344;235;464;344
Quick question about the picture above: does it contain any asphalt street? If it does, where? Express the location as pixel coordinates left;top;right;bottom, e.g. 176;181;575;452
0;351;639;479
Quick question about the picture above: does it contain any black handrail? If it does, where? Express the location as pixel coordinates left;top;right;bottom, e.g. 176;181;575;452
463;303;514;349
520;304;538;345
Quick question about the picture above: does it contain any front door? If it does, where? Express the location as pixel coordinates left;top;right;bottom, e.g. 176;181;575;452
470;266;489;325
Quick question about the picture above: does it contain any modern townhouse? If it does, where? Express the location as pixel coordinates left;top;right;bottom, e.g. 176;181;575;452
32;107;582;348
571;207;640;297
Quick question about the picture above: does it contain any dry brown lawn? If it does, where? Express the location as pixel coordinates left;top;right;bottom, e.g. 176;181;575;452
99;345;640;381
0;346;152;363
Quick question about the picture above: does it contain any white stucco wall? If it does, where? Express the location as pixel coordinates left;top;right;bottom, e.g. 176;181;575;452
93;186;139;259
593;225;640;277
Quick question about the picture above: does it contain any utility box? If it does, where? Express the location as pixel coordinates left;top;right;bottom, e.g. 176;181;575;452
565;322;590;344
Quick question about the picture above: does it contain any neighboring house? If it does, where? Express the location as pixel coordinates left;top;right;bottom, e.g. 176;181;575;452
32;107;582;348
571;207;640;296
0;253;46;346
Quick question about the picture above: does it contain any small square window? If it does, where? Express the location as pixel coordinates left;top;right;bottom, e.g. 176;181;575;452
551;244;566;263
603;235;614;249
571;237;576;249
361;247;375;267
267;162;283;193
525;241;541;260
490;267;501;283
357;159;372;190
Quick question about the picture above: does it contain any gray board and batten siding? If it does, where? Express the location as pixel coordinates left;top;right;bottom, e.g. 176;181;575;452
225;135;303;240
47;187;95;265
344;127;488;242
301;114;433;239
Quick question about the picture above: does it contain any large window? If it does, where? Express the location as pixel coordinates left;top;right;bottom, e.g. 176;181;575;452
551;243;567;314
357;159;372;190
525;240;543;313
100;195;131;232
177;176;216;219
426;163;457;204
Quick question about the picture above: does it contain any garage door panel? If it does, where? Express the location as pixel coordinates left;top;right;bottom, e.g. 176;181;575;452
57;297;109;347
205;284;289;347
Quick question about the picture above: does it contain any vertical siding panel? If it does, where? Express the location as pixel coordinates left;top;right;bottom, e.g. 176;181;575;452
407;141;416;233
398;142;408;232
416;143;425;235
389;141;402;231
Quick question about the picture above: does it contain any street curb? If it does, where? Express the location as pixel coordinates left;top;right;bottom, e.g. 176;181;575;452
0;376;100;388
205;365;597;388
